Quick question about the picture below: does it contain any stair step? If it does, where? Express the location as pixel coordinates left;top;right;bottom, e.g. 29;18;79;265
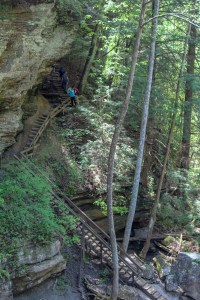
36;118;45;122
32;124;42;128
31;127;40;132
28;133;36;137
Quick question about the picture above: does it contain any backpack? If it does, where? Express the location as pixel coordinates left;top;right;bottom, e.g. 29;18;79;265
73;87;79;95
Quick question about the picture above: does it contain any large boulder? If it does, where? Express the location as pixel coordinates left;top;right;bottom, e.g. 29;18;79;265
11;240;66;295
166;252;200;300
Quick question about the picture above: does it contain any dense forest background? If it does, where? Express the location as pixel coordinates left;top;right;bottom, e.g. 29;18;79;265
61;0;200;241
0;0;199;296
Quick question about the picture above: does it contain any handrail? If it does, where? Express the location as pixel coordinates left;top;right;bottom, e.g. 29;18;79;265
13;155;141;276
14;155;144;272
20;99;70;155
11;72;167;299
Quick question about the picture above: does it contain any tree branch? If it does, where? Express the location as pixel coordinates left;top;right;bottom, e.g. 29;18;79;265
142;13;200;28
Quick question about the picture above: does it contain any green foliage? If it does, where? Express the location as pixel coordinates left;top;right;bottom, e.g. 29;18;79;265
0;160;78;276
53;276;72;295
0;2;12;14
35;130;84;197
94;198;107;215
56;0;91;23
99;268;110;284
193;259;200;264
0;269;10;280
76;99;136;193
158;169;200;243
60;128;92;145
94;196;128;216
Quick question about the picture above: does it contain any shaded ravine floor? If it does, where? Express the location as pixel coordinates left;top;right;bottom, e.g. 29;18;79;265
14;243;181;300
14;245;101;300
14;277;82;300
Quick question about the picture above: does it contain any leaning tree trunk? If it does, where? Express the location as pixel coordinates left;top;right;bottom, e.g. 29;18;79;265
140;24;191;258
122;0;160;253
180;24;196;170
106;1;148;299
79;23;100;93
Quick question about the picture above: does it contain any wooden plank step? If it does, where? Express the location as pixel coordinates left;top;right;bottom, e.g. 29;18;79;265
31;127;40;131
34;120;44;124
119;269;131;276
152;291;161;298
134;276;167;300
32;123;42;127
28;133;36;137
39;118;47;121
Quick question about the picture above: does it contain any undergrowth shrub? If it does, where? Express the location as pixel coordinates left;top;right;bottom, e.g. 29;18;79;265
0;160;78;276
157;169;200;244
35;129;83;197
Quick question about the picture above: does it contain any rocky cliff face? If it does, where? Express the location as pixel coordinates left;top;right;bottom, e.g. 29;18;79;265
0;1;77;155
0;240;66;299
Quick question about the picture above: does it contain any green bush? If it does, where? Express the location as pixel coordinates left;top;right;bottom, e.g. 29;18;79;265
157;169;200;244
0;160;78;267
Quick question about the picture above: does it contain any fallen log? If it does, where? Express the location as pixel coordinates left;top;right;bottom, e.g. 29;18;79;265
116;232;191;242
84;276;140;300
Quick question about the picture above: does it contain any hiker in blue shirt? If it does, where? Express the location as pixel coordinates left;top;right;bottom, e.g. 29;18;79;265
67;87;76;106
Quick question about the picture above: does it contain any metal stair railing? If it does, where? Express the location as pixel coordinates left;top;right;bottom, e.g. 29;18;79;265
14;156;167;300
14;157;145;275
14;156;142;279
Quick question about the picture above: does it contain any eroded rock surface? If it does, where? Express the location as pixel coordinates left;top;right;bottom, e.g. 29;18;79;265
166;252;200;300
12;240;66;295
0;1;77;154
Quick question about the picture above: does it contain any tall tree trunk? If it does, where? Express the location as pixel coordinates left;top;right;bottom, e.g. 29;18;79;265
106;1;148;299
180;24;196;169
140;65;157;188
122;0;160;253
79;23;100;93
140;24;191;258
140;52;157;189
140;117;155;188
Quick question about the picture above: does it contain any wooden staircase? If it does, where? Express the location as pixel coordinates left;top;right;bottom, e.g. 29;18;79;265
40;69;69;107
20;70;71;157
14;157;168;300
14;69;168;299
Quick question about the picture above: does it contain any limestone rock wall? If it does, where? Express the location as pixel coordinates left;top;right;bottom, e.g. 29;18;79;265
15;240;66;295
0;240;66;298
0;277;13;300
0;1;77;154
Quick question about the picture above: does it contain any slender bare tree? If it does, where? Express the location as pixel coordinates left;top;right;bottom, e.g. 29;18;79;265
106;1;148;298
122;0;160;253
141;23;191;258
